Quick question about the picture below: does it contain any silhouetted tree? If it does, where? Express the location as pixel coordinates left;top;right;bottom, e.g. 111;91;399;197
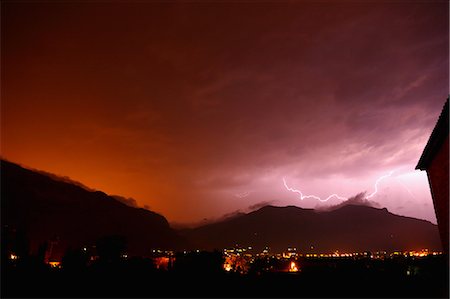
37;241;48;264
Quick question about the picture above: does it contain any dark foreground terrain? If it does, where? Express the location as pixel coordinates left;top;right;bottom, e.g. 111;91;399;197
3;253;448;298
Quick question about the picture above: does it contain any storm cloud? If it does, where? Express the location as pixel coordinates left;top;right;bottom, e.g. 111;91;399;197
2;2;447;223
317;192;381;212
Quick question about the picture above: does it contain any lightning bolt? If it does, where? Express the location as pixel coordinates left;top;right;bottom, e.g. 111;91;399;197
234;191;251;198
395;177;417;199
365;170;394;199
283;171;394;202
282;178;347;202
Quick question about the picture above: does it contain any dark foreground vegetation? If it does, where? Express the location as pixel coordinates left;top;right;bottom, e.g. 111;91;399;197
2;249;448;298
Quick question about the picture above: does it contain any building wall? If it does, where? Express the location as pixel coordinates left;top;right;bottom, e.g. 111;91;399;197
426;135;449;253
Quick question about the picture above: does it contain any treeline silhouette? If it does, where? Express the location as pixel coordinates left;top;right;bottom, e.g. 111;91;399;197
2;228;449;298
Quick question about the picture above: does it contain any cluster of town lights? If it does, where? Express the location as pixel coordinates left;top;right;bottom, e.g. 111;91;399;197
7;247;441;272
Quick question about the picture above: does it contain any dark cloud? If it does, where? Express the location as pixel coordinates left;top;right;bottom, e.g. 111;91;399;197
28;166;96;192
218;210;246;221
111;195;139;208
317;192;381;212
178;201;278;228
217;201;278;222
9;159;143;209
248;201;277;211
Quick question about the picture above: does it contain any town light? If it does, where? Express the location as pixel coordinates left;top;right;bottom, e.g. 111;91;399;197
289;261;298;272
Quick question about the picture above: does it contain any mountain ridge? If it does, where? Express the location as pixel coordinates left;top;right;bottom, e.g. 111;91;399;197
180;202;441;253
1;159;185;259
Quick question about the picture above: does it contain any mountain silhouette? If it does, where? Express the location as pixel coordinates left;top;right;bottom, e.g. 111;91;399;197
180;205;442;253
1;160;442;257
1;160;184;259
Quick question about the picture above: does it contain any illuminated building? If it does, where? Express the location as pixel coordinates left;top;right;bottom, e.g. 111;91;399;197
223;251;251;273
224;263;232;271
42;237;62;264
154;257;170;270
151;250;175;270
282;247;298;259
48;261;61;268
416;98;449;253
288;261;299;272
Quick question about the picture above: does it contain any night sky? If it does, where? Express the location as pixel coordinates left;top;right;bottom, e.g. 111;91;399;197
2;2;448;224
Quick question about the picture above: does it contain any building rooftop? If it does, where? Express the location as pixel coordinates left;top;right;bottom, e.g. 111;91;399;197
416;98;449;170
